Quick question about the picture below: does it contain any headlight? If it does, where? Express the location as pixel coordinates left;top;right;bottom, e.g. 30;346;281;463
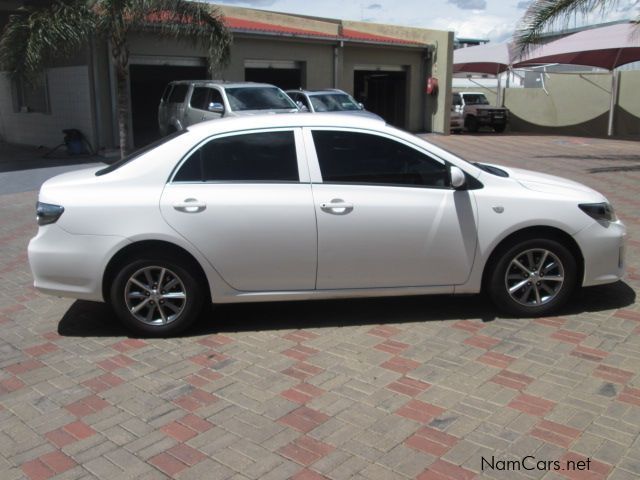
578;202;616;222
36;202;65;226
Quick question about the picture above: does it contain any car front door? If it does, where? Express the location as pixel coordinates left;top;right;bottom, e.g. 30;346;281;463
160;128;317;291
304;128;478;289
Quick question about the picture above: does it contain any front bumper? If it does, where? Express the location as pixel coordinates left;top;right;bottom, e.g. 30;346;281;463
574;219;626;286
28;224;128;302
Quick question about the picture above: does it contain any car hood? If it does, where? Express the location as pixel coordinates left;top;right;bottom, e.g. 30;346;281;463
485;163;604;199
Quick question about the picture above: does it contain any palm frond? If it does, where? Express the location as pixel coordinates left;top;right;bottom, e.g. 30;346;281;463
0;1;96;82
126;0;232;72
515;0;614;52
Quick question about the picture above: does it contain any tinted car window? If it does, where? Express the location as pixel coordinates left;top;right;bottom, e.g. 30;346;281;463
190;87;223;111
168;84;188;103
310;94;360;112
161;85;173;102
190;87;209;110
174;131;299;182
225;87;297;111
312;131;449;188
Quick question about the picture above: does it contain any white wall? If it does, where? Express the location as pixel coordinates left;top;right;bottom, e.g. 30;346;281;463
0;66;94;148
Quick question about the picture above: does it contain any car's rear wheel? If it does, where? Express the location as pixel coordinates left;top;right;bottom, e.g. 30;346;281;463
488;238;577;316
110;256;204;337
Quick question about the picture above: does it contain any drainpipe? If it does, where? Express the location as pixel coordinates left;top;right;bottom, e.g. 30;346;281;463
88;36;101;153
333;41;343;88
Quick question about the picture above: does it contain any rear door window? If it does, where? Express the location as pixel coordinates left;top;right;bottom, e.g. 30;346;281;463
173;130;299;182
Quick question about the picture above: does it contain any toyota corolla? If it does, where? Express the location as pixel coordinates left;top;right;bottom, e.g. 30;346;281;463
28;114;626;336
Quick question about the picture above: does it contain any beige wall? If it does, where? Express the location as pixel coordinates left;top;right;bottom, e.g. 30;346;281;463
126;32;442;133
456;71;640;137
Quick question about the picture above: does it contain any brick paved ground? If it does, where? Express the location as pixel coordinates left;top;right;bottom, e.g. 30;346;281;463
0;133;638;480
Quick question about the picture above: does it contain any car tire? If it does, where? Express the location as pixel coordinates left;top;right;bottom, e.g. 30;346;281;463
487;238;577;316
465;116;479;133
494;124;506;133
110;256;204;337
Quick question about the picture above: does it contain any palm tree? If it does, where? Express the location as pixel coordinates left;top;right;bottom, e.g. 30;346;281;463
0;0;232;158
516;0;639;50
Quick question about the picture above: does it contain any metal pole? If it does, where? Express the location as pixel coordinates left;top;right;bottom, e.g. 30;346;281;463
607;70;619;137
496;73;502;106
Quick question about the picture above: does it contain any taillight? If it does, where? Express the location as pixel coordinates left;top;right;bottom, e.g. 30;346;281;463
36;202;64;226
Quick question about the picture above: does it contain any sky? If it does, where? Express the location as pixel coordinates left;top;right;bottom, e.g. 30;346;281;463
205;0;639;43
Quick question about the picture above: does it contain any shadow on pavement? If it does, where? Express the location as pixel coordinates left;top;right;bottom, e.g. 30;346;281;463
58;281;636;339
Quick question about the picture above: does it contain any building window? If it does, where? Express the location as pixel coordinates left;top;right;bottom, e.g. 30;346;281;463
13;73;50;114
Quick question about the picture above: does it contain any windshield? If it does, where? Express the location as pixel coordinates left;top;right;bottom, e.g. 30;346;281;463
310;93;361;112
225;87;298;111
463;94;490;105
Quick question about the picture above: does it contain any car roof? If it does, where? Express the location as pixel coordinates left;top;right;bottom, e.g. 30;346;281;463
168;81;279;89
186;112;384;137
286;89;348;96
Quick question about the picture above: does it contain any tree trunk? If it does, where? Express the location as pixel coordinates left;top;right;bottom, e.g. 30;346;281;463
115;63;130;159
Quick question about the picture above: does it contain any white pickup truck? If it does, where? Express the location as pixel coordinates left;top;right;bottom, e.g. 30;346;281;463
453;92;508;133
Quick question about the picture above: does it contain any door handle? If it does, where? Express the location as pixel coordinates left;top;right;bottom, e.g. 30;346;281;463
173;198;206;213
320;199;353;215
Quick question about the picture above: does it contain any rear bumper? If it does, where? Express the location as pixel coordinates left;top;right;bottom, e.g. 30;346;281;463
574;219;626;286
28;224;128;302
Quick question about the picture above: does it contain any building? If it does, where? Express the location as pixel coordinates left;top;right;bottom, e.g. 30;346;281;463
0;2;454;151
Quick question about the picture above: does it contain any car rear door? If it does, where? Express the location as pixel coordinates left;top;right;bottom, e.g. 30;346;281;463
303;128;478;289
160;128;317;292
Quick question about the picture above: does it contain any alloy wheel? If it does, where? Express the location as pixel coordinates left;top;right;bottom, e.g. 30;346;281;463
124;266;187;325
504;248;565;307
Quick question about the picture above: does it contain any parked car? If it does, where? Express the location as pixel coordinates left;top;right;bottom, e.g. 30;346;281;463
29;114;625;336
453;92;508;133
158;81;299;135
286;88;383;120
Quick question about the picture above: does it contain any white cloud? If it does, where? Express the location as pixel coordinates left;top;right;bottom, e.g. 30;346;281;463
432;15;514;42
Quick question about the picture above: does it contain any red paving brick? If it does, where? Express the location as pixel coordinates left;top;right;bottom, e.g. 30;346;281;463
278;407;330;433
405;426;458;456
550;329;588;344
39;451;76;474
387;377;431;397
571;346;607;363
531;419;581;448
490;370;534;390
418;459;476;480
22;458;54;480
476;351;516;369
508;393;556;416
396;399;445;423
149;452;188;476
373;339;410;355
380;356;421;374
617;386;640;406
463;334;501;350
592;364;634;384
278;435;334;466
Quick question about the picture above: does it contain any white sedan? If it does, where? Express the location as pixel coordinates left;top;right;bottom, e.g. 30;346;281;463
28;114;626;336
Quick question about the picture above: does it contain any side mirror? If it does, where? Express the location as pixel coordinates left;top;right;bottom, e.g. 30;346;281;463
208;102;224;114
357;102;365;110
450;166;466;189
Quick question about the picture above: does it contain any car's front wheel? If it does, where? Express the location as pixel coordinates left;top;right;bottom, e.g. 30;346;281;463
488;238;577;316
110;257;204;337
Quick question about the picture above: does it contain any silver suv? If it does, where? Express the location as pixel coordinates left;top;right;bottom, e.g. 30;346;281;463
285;89;383;121
158;81;299;135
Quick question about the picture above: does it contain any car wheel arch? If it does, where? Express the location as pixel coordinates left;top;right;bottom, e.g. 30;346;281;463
102;240;211;304
481;226;585;291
